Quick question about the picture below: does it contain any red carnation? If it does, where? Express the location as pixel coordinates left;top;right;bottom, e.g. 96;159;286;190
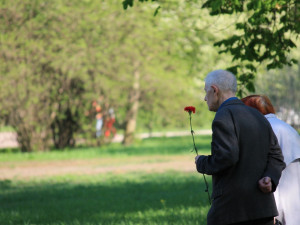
184;105;211;205
184;106;196;114
184;105;198;155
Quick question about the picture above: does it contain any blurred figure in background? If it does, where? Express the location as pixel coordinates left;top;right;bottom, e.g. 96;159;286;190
242;95;300;225
93;101;103;138
104;107;116;138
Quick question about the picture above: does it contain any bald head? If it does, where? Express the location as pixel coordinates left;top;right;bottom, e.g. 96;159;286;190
205;70;237;94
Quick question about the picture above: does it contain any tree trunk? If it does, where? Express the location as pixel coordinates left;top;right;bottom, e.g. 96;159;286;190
51;108;77;149
11;113;33;152
123;66;140;145
16;128;32;152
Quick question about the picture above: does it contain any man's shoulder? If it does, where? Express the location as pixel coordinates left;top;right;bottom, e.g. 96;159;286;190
215;99;267;122
223;99;244;107
219;99;245;111
215;99;245;116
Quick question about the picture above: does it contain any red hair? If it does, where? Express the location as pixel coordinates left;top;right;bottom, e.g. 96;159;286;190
241;95;276;115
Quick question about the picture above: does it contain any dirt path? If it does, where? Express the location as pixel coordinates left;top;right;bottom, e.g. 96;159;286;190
0;130;211;180
0;155;196;180
0;130;211;148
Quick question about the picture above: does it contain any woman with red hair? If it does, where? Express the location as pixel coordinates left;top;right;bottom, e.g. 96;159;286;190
242;95;300;225
241;95;275;115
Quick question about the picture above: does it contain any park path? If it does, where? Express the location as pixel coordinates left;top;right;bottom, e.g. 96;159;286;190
0;155;197;180
0;132;18;148
0;130;211;148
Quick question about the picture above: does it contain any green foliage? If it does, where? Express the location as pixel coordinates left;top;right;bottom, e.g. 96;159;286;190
1;0;209;150
202;0;300;95
123;0;157;10
0;0;92;151
255;51;300;117
0;126;15;132
2;0;241;151
128;0;300;96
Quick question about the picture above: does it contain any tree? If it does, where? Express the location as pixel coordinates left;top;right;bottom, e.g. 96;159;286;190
123;0;300;96
1;0;211;150
0;0;87;150
255;45;300;128
95;1;195;145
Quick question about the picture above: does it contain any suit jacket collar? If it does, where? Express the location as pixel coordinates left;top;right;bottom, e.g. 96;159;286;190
217;97;240;112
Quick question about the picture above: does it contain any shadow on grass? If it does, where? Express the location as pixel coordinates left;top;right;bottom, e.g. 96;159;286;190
0;172;211;225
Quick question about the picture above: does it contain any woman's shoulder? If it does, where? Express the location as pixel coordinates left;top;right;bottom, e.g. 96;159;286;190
266;114;299;136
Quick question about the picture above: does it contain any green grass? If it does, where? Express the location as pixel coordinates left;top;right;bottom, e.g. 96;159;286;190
0;135;212;162
0;126;15;132
0;136;212;225
0;173;211;225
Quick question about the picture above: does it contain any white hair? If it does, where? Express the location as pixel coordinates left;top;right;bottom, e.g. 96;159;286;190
205;69;237;93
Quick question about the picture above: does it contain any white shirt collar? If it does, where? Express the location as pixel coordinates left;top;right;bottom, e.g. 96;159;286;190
265;113;277;119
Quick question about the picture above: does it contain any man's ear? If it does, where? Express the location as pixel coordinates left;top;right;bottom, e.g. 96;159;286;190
211;85;219;94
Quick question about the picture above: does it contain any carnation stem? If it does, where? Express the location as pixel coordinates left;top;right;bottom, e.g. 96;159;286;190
189;113;198;155
202;174;212;205
189;112;211;205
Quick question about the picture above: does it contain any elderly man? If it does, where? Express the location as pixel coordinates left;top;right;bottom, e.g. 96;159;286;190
195;70;285;225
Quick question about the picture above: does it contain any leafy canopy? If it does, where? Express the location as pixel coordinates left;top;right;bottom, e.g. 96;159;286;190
123;0;300;96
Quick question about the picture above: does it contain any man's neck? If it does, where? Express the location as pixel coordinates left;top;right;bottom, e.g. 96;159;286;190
218;92;236;108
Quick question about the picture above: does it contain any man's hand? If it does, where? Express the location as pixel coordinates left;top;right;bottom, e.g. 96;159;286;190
258;177;272;193
195;155;201;164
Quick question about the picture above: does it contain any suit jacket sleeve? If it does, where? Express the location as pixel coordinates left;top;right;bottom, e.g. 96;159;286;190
196;114;239;175
263;129;286;192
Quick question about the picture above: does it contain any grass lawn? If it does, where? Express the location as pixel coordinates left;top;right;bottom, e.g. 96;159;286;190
0;135;212;225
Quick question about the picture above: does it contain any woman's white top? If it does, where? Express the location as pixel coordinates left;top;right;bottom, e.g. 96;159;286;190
265;113;300;225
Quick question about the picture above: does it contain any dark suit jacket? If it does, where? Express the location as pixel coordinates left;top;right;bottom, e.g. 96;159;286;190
196;99;285;225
